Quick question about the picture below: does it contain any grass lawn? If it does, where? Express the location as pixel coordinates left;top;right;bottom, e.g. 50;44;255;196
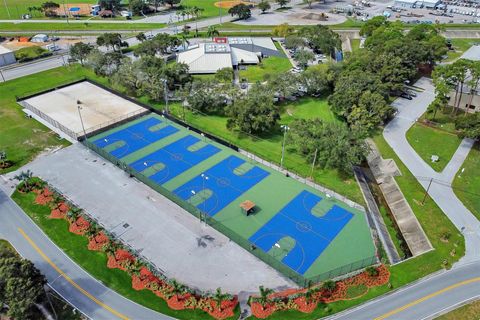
444;38;479;62
350;38;361;53
181;0;227;19
167;102;364;204
0;239;17;254
239;56;292;83
12;190;231;320
406;123;462;172
279;97;341;125
436;299;480;320
452;143;480;220
0;22;165;32
0;0;97;19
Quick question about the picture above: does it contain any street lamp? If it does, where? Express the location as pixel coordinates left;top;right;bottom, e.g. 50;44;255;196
161;78;169;114
280;125;290;169
77;101;87;140
201;173;209;224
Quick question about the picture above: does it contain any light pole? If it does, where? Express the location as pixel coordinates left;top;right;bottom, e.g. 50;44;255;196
280;125;290;169
201;173;209;224
77;101;87;140
162;78;169;114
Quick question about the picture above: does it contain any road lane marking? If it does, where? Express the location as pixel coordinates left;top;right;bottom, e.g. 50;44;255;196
374;277;480;320
18;228;129;320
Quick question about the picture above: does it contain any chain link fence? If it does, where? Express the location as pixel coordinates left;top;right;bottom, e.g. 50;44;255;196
83;139;377;286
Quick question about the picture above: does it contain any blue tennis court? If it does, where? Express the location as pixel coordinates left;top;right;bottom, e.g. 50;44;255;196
174;155;269;216
129;135;221;184
249;190;353;275
93;117;179;158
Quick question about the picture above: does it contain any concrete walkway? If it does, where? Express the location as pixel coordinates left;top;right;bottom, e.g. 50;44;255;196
383;77;480;264
0;188;172;320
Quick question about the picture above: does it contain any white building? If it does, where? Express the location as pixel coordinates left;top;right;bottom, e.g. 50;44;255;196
31;34;49;43
177;43;259;74
0;46;16;67
394;0;440;8
177;37;281;74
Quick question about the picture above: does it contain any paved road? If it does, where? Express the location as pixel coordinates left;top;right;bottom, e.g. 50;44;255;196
0;188;173;320
0;54;68;82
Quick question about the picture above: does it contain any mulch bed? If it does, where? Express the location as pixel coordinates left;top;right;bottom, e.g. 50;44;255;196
107;249;135;271
251;265;390;318
131;267;160;291
50;202;69;219
69;216;90;235
87;232;109;251
34;187;54;205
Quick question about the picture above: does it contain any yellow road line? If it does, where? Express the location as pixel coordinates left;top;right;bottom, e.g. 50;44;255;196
374;277;480;320
18;228;129;320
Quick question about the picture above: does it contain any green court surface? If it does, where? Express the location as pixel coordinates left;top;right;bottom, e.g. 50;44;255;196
89;113;376;282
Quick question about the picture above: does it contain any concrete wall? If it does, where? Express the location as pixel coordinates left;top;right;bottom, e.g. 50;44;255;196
448;93;480;113
0;52;16;67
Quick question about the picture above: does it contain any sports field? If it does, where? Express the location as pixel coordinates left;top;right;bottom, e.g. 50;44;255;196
88;113;376;282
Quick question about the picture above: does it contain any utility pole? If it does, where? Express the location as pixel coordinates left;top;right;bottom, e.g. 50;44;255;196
422;177;434;205
162;79;169;113
63;0;69;24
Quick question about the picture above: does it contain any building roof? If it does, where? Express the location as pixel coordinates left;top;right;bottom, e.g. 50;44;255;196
0;45;12;55
177;43;232;74
461;45;480;61
231;47;259;65
228;37;278;52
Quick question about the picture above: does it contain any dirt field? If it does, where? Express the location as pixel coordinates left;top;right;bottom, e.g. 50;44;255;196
52;3;91;16
22;82;146;138
214;1;256;9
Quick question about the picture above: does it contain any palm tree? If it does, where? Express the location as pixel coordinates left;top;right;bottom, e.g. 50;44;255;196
303;281;319;305
84;222;99;239
14;170;34;192
169;279;186;299
206;26;220;40
125;259;142;277
213;287;230;311
66;207;82;223
191;6;204;34
102;240;118;257
257;286;273;310
322;280;336;293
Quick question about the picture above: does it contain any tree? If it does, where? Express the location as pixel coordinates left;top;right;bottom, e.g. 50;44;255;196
182;80;230;114
134;33;181;56
300;24;341;57
96;33;124;51
86;50;124;76
272;23;295;38
215;67;234;83
14;170;34;192
41;1;59;16
455;113;480;139
360;15;388;37
465;60;480;112
294;49;315;69
99;0;121;10
207;25;220;40
213;288;230;311
130;0;148;15
69;42;93;66
227;84;279;134
289;120;368;174
299;63;334;96
169;279;186;297
266;71;299;99
228;4;251;20
0;254;46;319
136;32;147;42
322;280;336;292
276;0;290;8
112;59;144;95
346;90;393;136
256;286;273;310
284;35;306;50
258;0;271;13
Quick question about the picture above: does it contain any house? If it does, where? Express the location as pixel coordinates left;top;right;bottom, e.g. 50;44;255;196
447;45;480;113
177;37;281;74
0;46;16;67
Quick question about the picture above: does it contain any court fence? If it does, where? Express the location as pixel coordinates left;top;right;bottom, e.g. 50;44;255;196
82;139;378;287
